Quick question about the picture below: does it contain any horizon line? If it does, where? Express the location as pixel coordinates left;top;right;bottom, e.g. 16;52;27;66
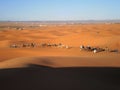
0;19;120;22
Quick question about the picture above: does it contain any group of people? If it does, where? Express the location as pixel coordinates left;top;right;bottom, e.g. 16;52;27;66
79;45;118;53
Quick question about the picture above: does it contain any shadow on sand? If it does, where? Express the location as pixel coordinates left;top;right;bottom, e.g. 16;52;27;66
0;65;120;90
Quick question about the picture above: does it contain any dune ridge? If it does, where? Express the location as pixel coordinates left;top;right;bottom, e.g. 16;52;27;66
0;56;120;69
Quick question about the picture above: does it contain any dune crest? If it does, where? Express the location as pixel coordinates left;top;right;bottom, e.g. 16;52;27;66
0;56;120;69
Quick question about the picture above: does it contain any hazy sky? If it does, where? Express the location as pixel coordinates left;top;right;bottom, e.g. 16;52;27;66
0;0;120;21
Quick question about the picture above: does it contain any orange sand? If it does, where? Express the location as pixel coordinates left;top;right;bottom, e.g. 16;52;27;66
0;23;120;68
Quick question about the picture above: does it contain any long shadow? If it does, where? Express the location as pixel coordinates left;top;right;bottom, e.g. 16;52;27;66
0;64;120;90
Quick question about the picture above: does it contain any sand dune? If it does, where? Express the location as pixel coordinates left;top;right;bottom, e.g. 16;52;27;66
0;23;120;67
0;23;120;90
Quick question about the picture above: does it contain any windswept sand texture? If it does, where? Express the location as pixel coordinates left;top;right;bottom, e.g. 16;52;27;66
0;23;120;68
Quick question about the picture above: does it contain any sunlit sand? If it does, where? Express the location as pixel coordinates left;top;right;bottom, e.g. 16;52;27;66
0;23;120;68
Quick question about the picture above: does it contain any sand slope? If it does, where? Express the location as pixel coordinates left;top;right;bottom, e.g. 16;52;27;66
0;56;120;69
0;65;120;90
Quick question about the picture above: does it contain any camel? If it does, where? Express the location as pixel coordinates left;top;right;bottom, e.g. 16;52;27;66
31;43;35;47
10;44;18;48
80;45;84;50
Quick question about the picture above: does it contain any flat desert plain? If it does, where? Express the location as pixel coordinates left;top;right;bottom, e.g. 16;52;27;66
0;23;120;90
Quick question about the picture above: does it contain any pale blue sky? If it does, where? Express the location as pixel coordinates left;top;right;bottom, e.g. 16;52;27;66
0;0;120;21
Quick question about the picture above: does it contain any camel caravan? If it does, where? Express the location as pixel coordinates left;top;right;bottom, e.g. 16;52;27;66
9;41;71;49
9;41;119;53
